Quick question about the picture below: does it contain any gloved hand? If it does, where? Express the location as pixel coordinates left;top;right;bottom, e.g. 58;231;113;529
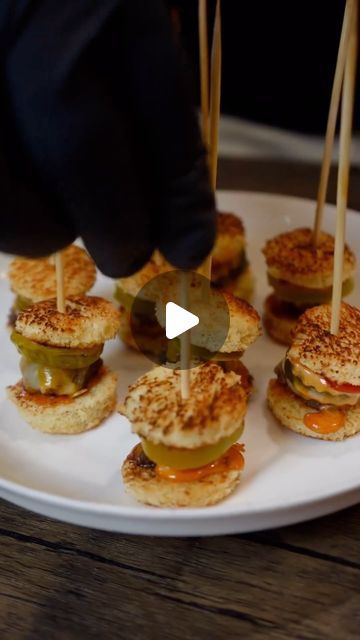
0;0;215;277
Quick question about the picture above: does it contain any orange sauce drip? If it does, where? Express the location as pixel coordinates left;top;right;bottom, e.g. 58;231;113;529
156;444;245;482
304;408;345;434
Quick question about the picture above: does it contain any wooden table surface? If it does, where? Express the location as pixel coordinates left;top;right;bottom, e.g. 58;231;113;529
0;160;359;640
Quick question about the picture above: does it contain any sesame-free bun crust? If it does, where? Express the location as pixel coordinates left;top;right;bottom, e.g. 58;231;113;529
9;245;96;302
288;303;360;386
15;295;120;348
117;251;171;300
267;378;360;441
220;293;261;352
263;294;299;345
263;228;355;288
8;367;117;434
123;362;248;449
122;445;242;507
212;212;246;281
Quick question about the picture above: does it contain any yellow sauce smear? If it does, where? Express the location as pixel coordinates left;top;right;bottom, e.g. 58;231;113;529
156;444;245;482
303;409;345;434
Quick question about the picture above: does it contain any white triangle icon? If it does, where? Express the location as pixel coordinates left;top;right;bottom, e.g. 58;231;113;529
165;302;199;340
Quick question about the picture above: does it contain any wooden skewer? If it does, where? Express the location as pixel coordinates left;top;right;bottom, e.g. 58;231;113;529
199;0;222;281
55;251;65;313
313;0;356;245
179;271;191;399
198;0;209;145
330;0;358;335
209;0;222;193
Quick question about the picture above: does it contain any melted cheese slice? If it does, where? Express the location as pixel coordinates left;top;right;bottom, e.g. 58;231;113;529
290;360;359;406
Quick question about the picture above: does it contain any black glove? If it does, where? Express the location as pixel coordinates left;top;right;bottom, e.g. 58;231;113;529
0;0;215;277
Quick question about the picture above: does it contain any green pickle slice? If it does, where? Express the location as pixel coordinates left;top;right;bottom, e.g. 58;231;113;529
268;274;354;306
15;295;33;312
114;286;155;317
142;425;244;470
11;331;103;369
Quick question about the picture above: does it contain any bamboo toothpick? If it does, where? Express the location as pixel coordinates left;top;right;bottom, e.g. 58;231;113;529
199;0;222;281
209;0;222;192
55;251;65;313
198;0;209;145
180;271;190;399
331;0;357;335
313;0;356;245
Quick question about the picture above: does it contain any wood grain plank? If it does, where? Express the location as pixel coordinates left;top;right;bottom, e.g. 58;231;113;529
0;500;359;568
0;501;358;639
247;505;360;567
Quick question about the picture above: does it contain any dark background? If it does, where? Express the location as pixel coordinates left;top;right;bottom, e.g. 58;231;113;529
174;0;360;134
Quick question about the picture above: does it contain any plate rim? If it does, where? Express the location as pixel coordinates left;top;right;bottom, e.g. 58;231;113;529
1;190;359;530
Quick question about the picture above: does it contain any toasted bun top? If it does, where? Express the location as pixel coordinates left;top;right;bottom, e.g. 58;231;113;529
219;293;261;352
15;295;120;348
212;212;245;271
116;251;172;300
288;303;360;386
9;245;96;301
263;228;355;288
123;362;248;448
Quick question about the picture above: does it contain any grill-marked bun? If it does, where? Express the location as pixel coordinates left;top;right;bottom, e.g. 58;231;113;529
9;245;96;302
116;251;171;300
15;296;120;348
122;445;243;507
8;367;117;434
263;228;355;288
263;294;298;345
212;212;246;281
123;362;248;449
288;303;360;386
220;293;261;352
267;378;360;441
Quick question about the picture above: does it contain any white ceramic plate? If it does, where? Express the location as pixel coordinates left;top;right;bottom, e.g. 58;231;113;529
0;192;359;536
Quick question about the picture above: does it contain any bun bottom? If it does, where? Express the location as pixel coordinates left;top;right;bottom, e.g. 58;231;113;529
122;445;242;508
267;378;360;441
263;294;300;345
8;367;117;434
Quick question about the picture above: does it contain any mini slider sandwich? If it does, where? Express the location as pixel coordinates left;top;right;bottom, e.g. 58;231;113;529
212;212;254;301
8;245;96;327
121;362;248;507
114;251;171;352
8;296;120;434
268;303;360;440
115;213;254;353
262;228;355;345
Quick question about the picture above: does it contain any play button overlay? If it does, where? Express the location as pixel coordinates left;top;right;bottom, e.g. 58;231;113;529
130;270;230;369
165;302;199;339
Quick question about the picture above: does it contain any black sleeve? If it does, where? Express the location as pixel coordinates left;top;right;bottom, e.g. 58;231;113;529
0;0;215;276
